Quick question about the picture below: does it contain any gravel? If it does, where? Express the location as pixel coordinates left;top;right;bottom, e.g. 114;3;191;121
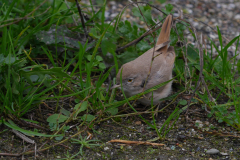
82;0;240;59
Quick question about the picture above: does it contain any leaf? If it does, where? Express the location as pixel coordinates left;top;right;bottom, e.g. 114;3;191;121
86;55;92;61
67;0;81;2
237;57;240;73
107;107;118;115
96;55;103;62
118;21;132;34
5;120;62;137
101;38;109;55
74;101;88;114
117;50;139;64
157;0;167;3
176;23;186;36
99;63;106;70
165;4;173;13
142;9;154;25
47;114;68;123
81;114;95;122
55;136;63;141
89;27;101;39
136;41;151;52
132;6;154;25
179;99;187;105
187;44;199;61
4;54;18;64
60;108;71;117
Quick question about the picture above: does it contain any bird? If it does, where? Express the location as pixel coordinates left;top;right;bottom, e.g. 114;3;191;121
111;15;175;105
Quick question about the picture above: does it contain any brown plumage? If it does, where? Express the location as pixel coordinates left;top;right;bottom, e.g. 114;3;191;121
112;15;175;105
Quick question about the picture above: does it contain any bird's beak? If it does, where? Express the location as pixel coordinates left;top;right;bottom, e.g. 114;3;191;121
111;84;121;90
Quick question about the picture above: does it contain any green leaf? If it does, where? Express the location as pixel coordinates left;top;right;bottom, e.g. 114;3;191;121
99;63;106;70
47;114;68;123
74;101;88;114
101;38;116;55
179;99;187;105
4;54;18;64
165;4;173;13
96;55;103;61
118;21;132;34
143;9;154;25
117;50;139;64
132;6;154;25
107;107;118;115
81;114;95;122
55;136;63;141
176;23;186;36
157;0;167;3
187;45;199;61
5;120;61;137
237;58;240;72
86;55;92;61
89;27;101;39
136;41;151;52
101;38;109;55
60;108;71;117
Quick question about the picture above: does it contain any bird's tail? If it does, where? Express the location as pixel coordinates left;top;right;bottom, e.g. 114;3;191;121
156;15;173;45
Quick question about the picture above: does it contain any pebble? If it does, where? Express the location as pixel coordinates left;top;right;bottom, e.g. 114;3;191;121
234;14;240;20
206;148;220;154
195;120;203;128
220;152;229;156
83;0;240;60
104;147;109;150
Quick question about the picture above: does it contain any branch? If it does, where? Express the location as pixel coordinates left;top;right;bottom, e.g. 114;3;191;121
75;0;88;39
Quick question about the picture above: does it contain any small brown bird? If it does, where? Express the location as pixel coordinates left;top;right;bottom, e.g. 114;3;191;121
111;15;175;105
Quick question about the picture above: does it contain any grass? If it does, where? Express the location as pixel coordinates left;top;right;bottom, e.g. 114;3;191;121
0;0;240;158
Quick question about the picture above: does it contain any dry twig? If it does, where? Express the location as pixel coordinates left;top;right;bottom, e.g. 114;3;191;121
75;0;88;39
108;139;165;146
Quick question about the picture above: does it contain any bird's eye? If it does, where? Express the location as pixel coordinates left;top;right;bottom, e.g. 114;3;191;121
128;79;133;82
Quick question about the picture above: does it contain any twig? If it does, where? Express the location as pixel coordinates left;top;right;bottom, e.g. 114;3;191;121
115;20;164;52
75;0;88;39
114;1;169;52
12;129;35;144
108;139;165;146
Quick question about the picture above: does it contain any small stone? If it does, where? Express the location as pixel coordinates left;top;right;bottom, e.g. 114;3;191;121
234;14;240;20
195;120;204;128
220;152;228;156
126;14;130;18
171;145;176;150
135;121;142;125
165;147;171;150
209;9;215;14
206;148;220;154
96;153;101;157
111;13;118;18
104;147;109;150
109;1;116;5
186;4;193;8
